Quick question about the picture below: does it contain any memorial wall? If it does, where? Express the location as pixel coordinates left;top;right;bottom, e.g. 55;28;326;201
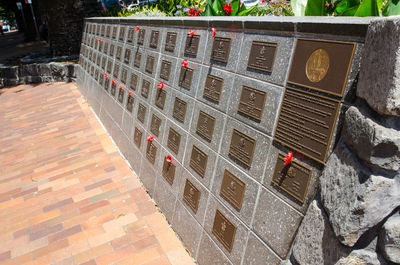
76;16;400;265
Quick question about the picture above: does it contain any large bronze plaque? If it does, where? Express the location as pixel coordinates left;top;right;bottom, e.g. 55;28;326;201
130;73;138;91
112;26;117;39
146;141;157;164
272;154;311;203
220;170;246;211
127;28;134;43
184;35;200;56
137;29;145;45
212;210;237;252
159;60;171;81
109;44;115;57
247;41;277;73
150;114;161;137
211;37;231;63
204;74;223;103
126;94;134;113
164;32;177;52
183;179;200;214
134;127;142;148
141;79;150;99
189;145;208;177
179;67;193;90
155;88;166;110
172;97;187;123
121;68;127;84
167;127;181;155
119;26;125;41
196;111;215;142
238;86;267;122
274;87;340;163
137;103;146;124
162;159;175;185
228;129;256;168
118;88;124;103
145;55;155;74
124;48;131;64
288;39;356;97
134;51;142;68
149;30;159;48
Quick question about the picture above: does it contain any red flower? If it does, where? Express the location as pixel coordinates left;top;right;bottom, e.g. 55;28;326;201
135;26;139;31
111;80;115;85
157;82;164;89
97;39;101;42
223;3;233;15
181;59;188;68
212;28;217;38
119;85;122;90
147;136;154;142
195;10;202;16
166;155;172;163
325;1;329;7
188;8;195;16
128;91;131;95
284;152;293;165
188;29;194;36
104;73;107;77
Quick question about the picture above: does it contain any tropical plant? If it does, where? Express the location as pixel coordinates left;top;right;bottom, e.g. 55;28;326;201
255;0;294;16
202;0;259;16
291;0;400;16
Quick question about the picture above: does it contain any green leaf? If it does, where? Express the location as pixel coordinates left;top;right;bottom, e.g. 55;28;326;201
340;5;360;15
203;2;213;16
238;4;258;16
385;0;400;15
335;0;360;15
231;0;240;16
211;0;223;15
305;0;326;15
354;0;379;16
291;0;308;16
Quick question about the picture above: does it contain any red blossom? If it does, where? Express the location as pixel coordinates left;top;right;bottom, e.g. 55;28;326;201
135;26;139;31
212;28;217;38
119;85;122;90
195;10;202;16
325;1;329;7
166;155;172;163
188;8;195;16
181;59;188;68
97;39;101;42
147;136;154;142
104;73;107;77
157;82;164;89
188;29;194;36
128;91;131;95
284;152;293;165
223;3;234;15
111;80;115;85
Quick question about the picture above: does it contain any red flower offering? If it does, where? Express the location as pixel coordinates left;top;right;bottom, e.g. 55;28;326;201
104;73;107;77
181;59;188;68
111;80;115;85
212;28;217;38
119;85;122;90
284;152;293;165
166;155;172;163
157;82;164;89
188;29;194;36
135;26;139;31
147;136;154;142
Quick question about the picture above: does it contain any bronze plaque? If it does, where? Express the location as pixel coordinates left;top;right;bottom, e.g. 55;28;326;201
127;28;134;43
196;111;215;142
179;67;193;90
134;51;142;68
110;82;116;96
172;97;187;123
113;64;120;78
183;179;200;214
288;39;356;97
211;37;231;63
220;170;246;211
98;41;103;52
204;74;223;103
126;94;134;113
167;127;181;155
106;25;111;38
103;41;108;54
95;68;99;81
159;60;171;81
274;87;340;163
118;88;124;103
124;48;131;64
165;32;177;52
121;68;127;84
238;86;267;122
228;129;256;168
96;54;101;66
119;26;125;41
212;210;237;252
272;154;312;203
109;44;115;57
146;141;157;164
96;25;100;35
99;74;104;86
247;41;277;73
101;25;105;36
150;114;161;137
145;55;155;74
155;88;166;110
149;30;159;48
107;60;112;74
134;127;142;148
130;73;138;91
162;159;175;185
104;77;110;91
189;145;208;177
101;56;106;70
116;46;122;60
137;29;145;45
137;103;146;124
184;35;200;56
112;26;117;39
141;79;150;99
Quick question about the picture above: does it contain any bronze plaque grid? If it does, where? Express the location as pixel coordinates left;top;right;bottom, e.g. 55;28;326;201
274;87;340;163
155;88;166;110
150;114;161;137
238;86;267;122
204;74;223;103
165;32;177;52
189;145;208;177
162;159;175;186
287;38;356;97
212;209;237;252
134;127;142;148
272;154;312;204
228;129;256;168
167;127;181;155
247;41;277;73
160;60;171;81
220;170;246;211
196;111;216;142
150;30;159;48
183;179;200;214
172;97;187;123
184;35;200;56
211;37;232;63
179;67;193;90
146;141;157;164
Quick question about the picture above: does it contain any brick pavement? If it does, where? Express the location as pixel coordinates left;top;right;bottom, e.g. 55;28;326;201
0;82;196;265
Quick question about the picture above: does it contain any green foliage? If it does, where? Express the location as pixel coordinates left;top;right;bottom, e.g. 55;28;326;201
292;0;400;16
203;0;259;16
254;0;294;16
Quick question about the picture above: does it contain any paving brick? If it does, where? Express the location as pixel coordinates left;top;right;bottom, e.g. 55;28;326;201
84;179;113;191
48;225;82;243
29;223;64;241
43;198;74;212
79;200;110;214
96;245;135;265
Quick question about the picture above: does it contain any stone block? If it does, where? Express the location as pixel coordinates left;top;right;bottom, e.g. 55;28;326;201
154;174;177;222
142;49;160;80
147;106;167;146
172;60;202;98
162;119;188;164
166;88;195;132
178;28;210;64
243;232;281;265
154;54;179;87
197;231;232;265
160;28;184;58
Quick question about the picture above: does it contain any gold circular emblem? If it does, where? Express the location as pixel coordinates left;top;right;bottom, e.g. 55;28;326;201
305;48;330;83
